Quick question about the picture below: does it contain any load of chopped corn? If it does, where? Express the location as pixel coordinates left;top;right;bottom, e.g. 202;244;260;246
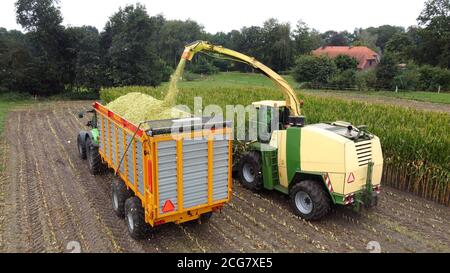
105;59;190;130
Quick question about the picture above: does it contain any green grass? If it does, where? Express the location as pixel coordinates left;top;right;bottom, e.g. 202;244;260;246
373;91;450;104
173;71;298;89
305;89;450;104
0;93;31;136
174;72;450;104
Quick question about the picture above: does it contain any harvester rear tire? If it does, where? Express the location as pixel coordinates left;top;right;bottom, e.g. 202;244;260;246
290;180;331;221
238;151;263;192
77;134;87;160
112;178;132;218
125;197;148;240
86;138;101;175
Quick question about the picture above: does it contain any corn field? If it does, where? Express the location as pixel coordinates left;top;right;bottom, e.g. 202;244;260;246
101;85;450;206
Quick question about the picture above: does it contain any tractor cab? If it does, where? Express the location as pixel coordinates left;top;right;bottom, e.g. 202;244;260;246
251;100;305;143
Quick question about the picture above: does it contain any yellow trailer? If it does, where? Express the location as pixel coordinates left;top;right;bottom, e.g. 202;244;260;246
78;102;232;239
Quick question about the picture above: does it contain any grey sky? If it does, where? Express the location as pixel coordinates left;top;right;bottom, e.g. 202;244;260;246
1;0;426;33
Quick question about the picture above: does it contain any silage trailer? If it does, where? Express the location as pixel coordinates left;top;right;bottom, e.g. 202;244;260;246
77;102;233;239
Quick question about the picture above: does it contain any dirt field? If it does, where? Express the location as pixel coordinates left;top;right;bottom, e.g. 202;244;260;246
0;101;449;253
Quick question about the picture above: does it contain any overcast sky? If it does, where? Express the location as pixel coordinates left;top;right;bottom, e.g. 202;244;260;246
1;0;427;33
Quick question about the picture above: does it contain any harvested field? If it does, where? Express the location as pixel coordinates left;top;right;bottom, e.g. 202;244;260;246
0;101;449;253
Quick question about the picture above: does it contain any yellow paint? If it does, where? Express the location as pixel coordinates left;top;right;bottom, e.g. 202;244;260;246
132;139;137;193
182;41;301;116
107;119;112;160
114;126;119;170
228;138;233;200
123;129;128;188
252;100;286;108
275;131;289;187
300;125;383;195
101;115;106;154
96;103;232;227
207;137;213;205
176;139;184;211
152;140;159;220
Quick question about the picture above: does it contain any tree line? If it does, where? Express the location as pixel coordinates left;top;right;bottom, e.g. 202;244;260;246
0;0;449;95
292;0;450;91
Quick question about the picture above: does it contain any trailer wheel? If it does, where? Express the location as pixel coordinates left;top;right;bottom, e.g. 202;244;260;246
200;212;213;223
112;178;132;218
238;151;263;191
86;137;101;175
77;134;86;160
290;180;331;220
125;197;148;240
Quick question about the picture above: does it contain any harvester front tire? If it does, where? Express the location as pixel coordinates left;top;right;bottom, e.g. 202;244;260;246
112;178;132;218
290;180;331;221
125;197;148;240
86;138;101;175
77;134;87;160
238;151;263;192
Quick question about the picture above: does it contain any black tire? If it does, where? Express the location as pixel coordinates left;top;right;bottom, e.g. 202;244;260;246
199;212;213;223
86;137;101;175
125;197;148;240
289;180;331;220
238;151;263;191
112;178;132;218
77;134;86;160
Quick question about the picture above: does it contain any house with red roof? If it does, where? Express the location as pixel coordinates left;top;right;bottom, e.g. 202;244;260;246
312;46;380;70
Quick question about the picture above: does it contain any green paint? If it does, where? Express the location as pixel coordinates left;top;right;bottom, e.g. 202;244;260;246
273;184;288;194
331;193;344;205
249;142;279;190
286;127;301;185
353;161;377;211
91;128;99;145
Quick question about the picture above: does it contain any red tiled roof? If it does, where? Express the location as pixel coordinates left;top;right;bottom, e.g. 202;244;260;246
312;46;379;69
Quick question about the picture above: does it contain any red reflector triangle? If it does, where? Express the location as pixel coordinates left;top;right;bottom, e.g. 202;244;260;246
162;200;175;213
347;172;355;183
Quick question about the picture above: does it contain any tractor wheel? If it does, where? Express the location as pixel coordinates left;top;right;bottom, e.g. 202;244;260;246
77;134;86;160
125;197;149;240
112;178;132;218
289;180;331;220
238;151;263;192
86;137;101;175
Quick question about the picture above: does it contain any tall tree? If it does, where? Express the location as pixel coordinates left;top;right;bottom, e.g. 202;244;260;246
352;28;380;52
100;4;170;87
385;32;414;62
159;19;204;68
322;30;353;46
293;21;323;55
65;26;101;91
15;0;68;94
376;53;399;89
365;25;404;51
415;0;450;68
260;18;294;72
